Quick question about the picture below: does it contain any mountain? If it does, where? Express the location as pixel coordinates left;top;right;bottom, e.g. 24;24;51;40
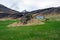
0;4;23;18
31;7;60;15
0;4;60;19
0;4;20;14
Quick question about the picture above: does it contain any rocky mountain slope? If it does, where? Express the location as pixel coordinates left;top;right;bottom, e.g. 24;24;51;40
31;7;60;15
0;4;60;19
0;4;23;18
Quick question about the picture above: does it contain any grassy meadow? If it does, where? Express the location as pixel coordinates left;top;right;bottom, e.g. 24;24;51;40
0;19;60;40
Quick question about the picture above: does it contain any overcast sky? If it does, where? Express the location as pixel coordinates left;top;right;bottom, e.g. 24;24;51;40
0;0;60;12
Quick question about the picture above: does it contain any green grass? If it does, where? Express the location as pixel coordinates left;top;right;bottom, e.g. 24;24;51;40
0;20;60;40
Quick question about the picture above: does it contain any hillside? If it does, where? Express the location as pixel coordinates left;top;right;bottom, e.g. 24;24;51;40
0;4;23;18
31;7;60;15
0;4;20;14
0;4;60;19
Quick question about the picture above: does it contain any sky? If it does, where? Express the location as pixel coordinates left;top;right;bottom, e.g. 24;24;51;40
0;0;60;12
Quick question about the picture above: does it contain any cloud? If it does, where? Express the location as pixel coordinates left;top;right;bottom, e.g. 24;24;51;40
0;0;60;12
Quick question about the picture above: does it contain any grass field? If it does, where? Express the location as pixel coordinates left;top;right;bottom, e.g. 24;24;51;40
0;20;60;40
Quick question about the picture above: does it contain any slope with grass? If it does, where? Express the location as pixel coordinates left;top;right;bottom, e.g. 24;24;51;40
0;20;60;40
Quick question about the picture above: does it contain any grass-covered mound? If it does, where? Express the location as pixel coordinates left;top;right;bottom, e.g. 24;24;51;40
0;20;60;40
8;18;44;27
